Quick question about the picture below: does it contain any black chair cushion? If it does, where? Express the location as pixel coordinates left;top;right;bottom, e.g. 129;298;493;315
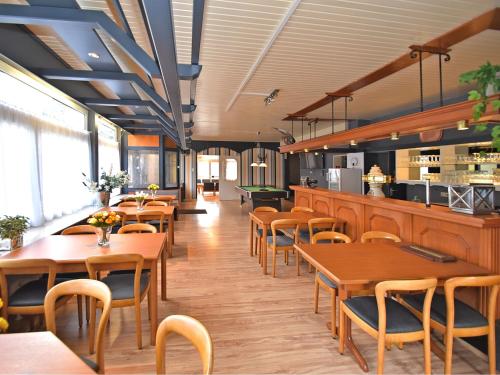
266;235;294;247
8;279;48;307
100;272;150;300
401;293;488;329
318;272;337;289
109;269;150;276
79;355;98;372
344;296;423;334
256;228;274;237
55;272;88;282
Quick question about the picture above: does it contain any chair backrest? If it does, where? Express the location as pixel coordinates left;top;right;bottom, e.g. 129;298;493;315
360;231;401;244
375;278;437;334
0;259;57;308
291;206;314;213
86;254;145;303
444;275;500;329
137;210;165;232
156;315;214;375
270;219;299;247
308;218;337;240
61;225;98;235
118;223;158;234
44;279;111;373
311;231;351;244
254;206;278;213
112;210;127;226
146;201;168;207
118;201;137;207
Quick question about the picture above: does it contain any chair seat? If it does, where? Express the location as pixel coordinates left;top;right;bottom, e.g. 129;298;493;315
101;272;150;300
401;293;488;329
8;279;48;307
344;296;423;334
55;272;88;282
299;228;330;243
79;355;98;372
266;235;294;247
318;272;337;289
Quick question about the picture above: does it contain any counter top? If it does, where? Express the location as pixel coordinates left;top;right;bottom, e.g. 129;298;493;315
290;185;500;228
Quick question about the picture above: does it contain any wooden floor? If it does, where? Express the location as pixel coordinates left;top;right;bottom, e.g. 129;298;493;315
52;197;489;374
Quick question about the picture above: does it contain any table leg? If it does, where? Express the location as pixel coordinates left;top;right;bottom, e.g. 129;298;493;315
150;259;158;346
161;243;167;301
262;223;268;275
168;216;174;257
338;287;369;372
249;218;254;257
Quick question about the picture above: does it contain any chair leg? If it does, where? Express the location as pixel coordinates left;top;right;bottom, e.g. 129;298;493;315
423;323;431;375
338;303;345;354
444;331;454;375
330;288;337;338
313;277;320;313
89;298;96;354
85;296;90;324
147;293;151;321
488;327;496;375
77;295;83;328
272;249;277;278
296;251;300;276
252;234;257;257
135;300;143;350
284;250;288;265
308;262;313;273
377;333;386;375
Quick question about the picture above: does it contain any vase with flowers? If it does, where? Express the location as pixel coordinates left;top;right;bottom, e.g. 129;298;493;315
0;215;30;250
82;169;130;207
148;183;159;199
87;211;121;246
134;191;147;211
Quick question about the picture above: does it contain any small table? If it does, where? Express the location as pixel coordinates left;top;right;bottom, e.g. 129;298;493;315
122;194;176;203
1;233;166;345
0;332;95;374
294;242;491;372
249;211;343;275
236;186;289;211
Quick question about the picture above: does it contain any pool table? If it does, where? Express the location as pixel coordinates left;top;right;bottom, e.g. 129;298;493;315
235;185;289;211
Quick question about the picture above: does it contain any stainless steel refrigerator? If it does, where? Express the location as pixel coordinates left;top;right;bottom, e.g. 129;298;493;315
326;168;362;194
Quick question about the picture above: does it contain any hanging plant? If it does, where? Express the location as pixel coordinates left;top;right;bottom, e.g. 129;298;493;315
458;61;500;149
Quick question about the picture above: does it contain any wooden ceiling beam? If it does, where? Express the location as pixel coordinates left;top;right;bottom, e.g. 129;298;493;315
284;8;500;120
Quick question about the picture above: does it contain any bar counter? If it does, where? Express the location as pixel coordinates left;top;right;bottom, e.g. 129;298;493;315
291;185;500;314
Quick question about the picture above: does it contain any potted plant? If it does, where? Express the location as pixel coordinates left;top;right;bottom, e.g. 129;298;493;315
0;215;30;250
459;61;500;149
87;211;122;246
82;169;130;207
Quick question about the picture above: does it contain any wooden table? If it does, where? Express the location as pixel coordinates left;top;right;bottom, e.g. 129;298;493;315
122;194;176;203
0;331;95;374
294;242;491;372
1;233;167;345
107;206;174;301
249;211;344;275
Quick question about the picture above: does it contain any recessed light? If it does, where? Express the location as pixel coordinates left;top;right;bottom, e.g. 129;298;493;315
323;145;328;150
390;132;400;141
88;52;100;59
350;140;357;146
314;152;319;156
304;148;309;153
457;120;469;131
290;151;294;154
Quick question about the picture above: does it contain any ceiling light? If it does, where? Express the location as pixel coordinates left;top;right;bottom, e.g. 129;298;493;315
350;140;357;146
323;145;328;150
290;151;294;154
304;148;309;153
457;120;469;131
390;132;400;141
314;152;319;156
88;52;100;59
258;162;267;168
264;89;280;106
250;162;259;167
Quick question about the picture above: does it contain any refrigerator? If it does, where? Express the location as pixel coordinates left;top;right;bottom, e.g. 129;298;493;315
327;168;362;194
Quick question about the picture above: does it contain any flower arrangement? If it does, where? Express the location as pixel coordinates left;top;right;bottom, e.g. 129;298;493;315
134;191;147;210
0;299;8;332
148;184;159;191
82;169;130;193
0;215;30;249
87;211;122;228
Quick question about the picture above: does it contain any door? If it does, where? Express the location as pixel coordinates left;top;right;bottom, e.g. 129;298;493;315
219;154;240;200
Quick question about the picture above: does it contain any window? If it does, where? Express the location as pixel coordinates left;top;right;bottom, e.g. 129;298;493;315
197;155;219;181
210;161;219;179
225;158;238;181
128;149;159;188
165;150;178;187
97;117;120;174
0;72;90;227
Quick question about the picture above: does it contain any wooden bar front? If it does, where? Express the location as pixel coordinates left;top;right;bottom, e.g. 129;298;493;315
291;185;500;316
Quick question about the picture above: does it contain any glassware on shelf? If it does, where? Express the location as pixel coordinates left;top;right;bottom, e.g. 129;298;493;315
409;155;441;167
421;173;440;182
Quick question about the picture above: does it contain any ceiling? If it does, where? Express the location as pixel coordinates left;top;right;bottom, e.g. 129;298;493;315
0;0;498;145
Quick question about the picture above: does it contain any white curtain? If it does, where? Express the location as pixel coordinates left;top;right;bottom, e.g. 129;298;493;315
0;103;91;226
98;137;120;176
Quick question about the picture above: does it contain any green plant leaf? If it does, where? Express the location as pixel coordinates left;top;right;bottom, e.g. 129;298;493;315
467;90;481;100
491;125;500;137
474;123;488;132
492;99;500;111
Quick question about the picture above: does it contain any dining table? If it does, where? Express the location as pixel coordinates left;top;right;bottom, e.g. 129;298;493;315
0;331;95;374
248;210;345;275
1;233;167;345
293;241;491;372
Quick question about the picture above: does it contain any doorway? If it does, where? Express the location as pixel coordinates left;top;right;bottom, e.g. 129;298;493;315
219;154;240;200
197;155;219;198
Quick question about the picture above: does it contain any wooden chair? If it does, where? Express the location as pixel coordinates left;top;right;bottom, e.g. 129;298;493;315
86;254;151;351
339;278;437;374
118;201;138;207
266;219;300;278
252;206;279;261
156;315;214;375
137;210;165;233
291;206;314;213
361;231;402;244
0;259;68;325
61;225;98;235
146;201;168;207
44;279;112;374
311;231;352;337
400;275;500;374
118;223;158;234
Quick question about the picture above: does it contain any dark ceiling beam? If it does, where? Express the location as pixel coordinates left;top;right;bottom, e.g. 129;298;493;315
141;0;186;149
107;114;158;121
188;0;205;129
178;64;202;80
107;0;135;41
78;97;196;113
